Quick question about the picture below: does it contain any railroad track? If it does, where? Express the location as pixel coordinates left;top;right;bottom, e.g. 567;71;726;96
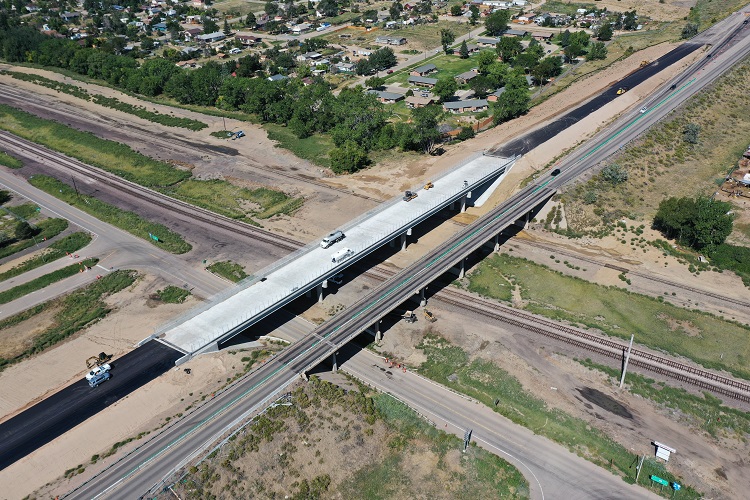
0;83;383;203
364;265;750;403
0;131;303;252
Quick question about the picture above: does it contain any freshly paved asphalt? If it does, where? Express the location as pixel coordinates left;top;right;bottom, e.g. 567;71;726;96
492;42;701;157
0;340;181;471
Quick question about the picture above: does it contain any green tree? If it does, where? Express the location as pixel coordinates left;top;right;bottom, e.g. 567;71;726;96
245;12;257;28
600;163;628;185
433;77;458;102
440;28;455;55
409;105;443;153
265;1;279;17
597;23;613;41
365;76;385;89
683;123;701;144
329;140;368;173
469;5;480;26
495;37;522;62
14;221;36;240
475;50;497;73
223;19;231;36
468;75;493;98
586;41;608;61
492;72;529;124
653;196;734;252
681;23;698;39
531;56;562;84
559;29;571;47
202;16;219;34
485;10;511;36
450;4;462;16
623;10;638;30
459;40;469;59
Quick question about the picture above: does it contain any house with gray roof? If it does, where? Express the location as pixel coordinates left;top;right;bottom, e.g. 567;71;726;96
410;63;437;76
367;90;405;103
443;99;489;113
408;75;438;87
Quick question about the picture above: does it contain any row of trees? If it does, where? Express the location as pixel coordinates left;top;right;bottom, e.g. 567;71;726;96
653;196;733;252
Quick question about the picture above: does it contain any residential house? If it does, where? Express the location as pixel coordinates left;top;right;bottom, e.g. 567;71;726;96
297;51;323;63
176;59;199;68
184;27;203;41
236;34;260;46
196;32;226;43
153;22;167;32
291;23;312;34
367;90;405;104
405;95;434;108
453;44;479;55
410;63;437;76
443;99;489;113
268;74;288;82
476;37;500;47
486;87;506;102
335;62;355;73
531;31;553;41
455;69;479;85
60;11;80;22
502;29;528;37
193;0;208;8
181;46;200;56
375;35;407;46
408;75;438;87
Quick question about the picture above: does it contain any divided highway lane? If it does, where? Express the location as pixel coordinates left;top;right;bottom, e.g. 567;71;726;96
0;341;182;471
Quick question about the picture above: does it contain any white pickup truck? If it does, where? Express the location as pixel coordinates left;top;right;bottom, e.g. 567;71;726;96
86;363;111;381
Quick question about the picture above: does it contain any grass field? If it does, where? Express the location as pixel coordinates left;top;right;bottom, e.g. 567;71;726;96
265;123;333;168
561;58;750;234
0;232;92;282
0;151;22;169
0;270;137;371
466;253;750;380
173;376;529;499
690;0;750;29
0;257;98;305
0;104;189;187
385;52;483;86
206;260;247;282
29;175;192;254
415;334;698;498
155;285;191;304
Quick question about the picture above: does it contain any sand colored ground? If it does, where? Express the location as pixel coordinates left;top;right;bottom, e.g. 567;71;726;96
579;0;696;22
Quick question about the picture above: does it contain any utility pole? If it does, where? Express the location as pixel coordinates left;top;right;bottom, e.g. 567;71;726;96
635;454;645;483
619;334;634;388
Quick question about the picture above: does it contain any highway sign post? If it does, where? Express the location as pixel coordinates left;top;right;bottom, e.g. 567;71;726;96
148;233;160;242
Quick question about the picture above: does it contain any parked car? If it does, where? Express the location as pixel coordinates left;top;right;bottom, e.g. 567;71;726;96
88;371;111;388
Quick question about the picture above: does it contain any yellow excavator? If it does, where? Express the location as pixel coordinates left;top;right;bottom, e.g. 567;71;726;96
86;352;112;369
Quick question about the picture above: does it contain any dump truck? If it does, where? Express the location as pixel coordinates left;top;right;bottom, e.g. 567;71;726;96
402;311;417;323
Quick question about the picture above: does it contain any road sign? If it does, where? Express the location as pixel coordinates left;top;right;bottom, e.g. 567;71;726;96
651;475;669;486
148;233;160;242
672;483;681;491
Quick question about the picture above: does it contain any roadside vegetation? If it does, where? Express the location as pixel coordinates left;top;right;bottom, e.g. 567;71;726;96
0;257;98;305
206;260;247;282
154;285;191;304
465;252;750;380
0;270;137;371
29;175;192;254
578;359;750;439
1;72;208;131
0;150;22;169
170;376;528;499
414;334;698;498
0;232;92;282
0;104;302;222
0;214;69;261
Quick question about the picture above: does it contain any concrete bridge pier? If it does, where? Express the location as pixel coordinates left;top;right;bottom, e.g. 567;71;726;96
460;195;467;213
458;258;466;279
317;283;324;303
419;287;427;307
331;351;338;372
366;320;382;343
494;234;500;252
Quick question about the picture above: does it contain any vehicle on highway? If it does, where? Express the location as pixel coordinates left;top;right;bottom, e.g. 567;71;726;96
551;168;561;176
403;190;418;202
670;84;677;90
330;273;344;285
88;371;111;388
320;230;345;248
85;363;111;381
640;106;648;114
616;87;629;95
331;248;354;263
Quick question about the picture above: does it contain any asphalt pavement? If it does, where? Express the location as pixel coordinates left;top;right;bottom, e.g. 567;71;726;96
0;340;182;471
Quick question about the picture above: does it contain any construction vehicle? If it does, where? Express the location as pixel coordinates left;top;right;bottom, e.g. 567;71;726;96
86;363;111;381
424;181;434;190
639;60;650;67
423;308;436;322
616;87;629;95
403;190;418;202
402;310;417;323
86;352;112;369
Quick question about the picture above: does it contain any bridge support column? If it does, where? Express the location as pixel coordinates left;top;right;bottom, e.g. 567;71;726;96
494;234;500;252
317;283;324;303
374;321;382;343
401;233;408;251
300;372;308;381
458;258;465;279
331;352;338;372
461;195;467;213
419;287;427;307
